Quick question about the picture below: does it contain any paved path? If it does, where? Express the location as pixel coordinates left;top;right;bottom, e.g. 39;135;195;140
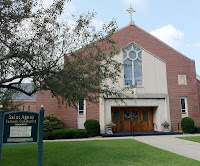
133;134;200;161
44;134;200;161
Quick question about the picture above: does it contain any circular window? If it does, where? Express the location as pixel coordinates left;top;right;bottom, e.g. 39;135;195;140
129;51;136;59
124;111;130;119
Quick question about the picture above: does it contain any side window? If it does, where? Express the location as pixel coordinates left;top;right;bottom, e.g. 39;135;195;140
181;97;188;115
78;99;85;114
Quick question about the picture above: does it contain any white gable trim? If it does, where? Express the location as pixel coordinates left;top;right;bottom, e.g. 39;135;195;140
13;99;36;102
197;74;200;81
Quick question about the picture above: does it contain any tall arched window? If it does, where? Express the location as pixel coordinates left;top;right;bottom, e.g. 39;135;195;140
124;44;142;86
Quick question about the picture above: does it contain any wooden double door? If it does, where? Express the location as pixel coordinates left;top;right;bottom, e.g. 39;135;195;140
111;107;154;132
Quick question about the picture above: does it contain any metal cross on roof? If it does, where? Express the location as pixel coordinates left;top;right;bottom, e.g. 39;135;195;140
126;5;136;25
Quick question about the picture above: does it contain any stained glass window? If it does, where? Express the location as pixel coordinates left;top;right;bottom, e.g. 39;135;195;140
123;44;143;86
134;59;142;85
129;51;136;59
124;59;133;85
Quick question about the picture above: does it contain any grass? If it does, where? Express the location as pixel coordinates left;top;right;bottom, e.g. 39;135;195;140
178;136;200;143
1;139;200;166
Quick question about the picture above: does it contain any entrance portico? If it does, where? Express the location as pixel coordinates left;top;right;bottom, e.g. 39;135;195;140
99;95;171;134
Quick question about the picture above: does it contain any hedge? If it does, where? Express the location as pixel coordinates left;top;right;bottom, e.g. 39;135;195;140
52;128;88;139
195;126;200;133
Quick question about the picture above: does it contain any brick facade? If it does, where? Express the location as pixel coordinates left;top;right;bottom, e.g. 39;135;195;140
86;100;99;121
18;24;200;131
111;25;200;130
36;91;77;128
35;91;99;128
17;101;37;112
197;79;200;111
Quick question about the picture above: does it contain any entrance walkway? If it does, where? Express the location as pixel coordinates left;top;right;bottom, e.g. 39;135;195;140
133;134;200;161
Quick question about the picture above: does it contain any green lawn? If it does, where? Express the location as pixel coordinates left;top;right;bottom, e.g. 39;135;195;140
1;139;200;166
178;136;200;143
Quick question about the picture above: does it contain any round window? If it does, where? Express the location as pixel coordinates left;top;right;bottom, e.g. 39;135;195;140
124;111;130;119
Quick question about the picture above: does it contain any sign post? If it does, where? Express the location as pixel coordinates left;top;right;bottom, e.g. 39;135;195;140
38;105;45;166
0;105;4;162
0;105;45;166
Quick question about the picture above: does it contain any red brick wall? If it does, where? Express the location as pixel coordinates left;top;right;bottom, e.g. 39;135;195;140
35;91;99;128
17;101;37;112
111;25;200;130
86;100;99;121
198;79;200;111
36;91;77;128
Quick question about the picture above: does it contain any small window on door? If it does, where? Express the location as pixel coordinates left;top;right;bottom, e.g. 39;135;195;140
133;111;138;122
124;111;130;122
143;111;148;121
114;111;119;122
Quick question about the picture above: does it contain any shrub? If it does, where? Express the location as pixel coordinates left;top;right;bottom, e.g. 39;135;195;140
53;128;88;139
43;131;54;140
53;128;72;139
43;114;63;132
181;117;195;133
84;119;100;137
71;129;88;138
195;126;200;133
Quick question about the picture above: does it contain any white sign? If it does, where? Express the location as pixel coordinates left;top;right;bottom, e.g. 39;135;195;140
10;126;32;137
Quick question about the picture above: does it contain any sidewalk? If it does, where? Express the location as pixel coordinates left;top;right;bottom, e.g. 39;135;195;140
133;134;200;161
44;134;200;161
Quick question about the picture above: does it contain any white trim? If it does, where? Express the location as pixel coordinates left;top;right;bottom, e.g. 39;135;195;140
181;97;188;118
197;74;200;81
78;99;86;115
13;99;36;102
77;99;86;129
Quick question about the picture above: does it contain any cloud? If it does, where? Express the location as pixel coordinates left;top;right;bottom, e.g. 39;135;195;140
92;18;104;29
186;42;200;48
194;42;200;48
150;25;184;49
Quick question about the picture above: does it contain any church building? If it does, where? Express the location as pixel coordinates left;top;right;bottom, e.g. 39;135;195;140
23;6;200;134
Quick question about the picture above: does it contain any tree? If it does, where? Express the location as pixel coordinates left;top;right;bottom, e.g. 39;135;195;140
0;0;122;107
0;89;22;112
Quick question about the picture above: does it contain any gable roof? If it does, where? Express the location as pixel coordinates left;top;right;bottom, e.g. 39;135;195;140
111;25;194;64
13;83;36;101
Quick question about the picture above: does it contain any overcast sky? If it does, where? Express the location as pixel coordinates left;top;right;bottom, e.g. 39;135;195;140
43;0;200;75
